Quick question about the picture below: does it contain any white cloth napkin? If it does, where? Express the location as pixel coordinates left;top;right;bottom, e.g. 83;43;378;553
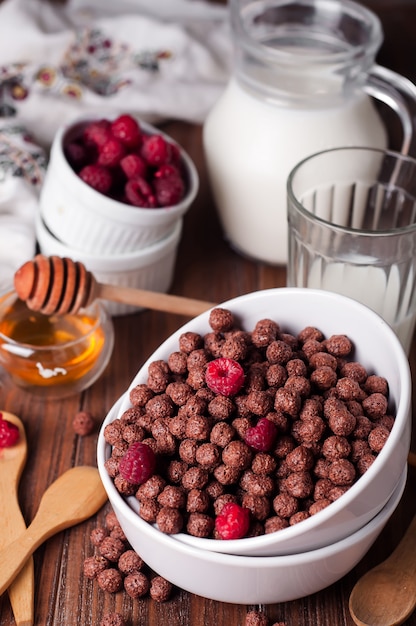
0;0;232;294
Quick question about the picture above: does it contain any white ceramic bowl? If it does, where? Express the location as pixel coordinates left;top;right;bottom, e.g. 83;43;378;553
39;116;198;254
111;288;411;554
35;213;182;317
97;395;407;604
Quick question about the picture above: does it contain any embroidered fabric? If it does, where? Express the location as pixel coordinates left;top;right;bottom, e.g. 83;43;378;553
0;0;232;294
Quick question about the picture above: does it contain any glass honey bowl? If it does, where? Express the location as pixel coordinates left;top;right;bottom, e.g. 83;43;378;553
0;292;114;398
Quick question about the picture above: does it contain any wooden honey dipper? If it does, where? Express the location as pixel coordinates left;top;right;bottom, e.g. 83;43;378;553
13;254;216;317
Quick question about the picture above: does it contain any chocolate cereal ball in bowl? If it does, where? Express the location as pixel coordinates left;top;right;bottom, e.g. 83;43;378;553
39;114;199;255
98;288;411;557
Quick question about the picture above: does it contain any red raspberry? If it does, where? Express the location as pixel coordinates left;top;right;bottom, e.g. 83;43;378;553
79;164;113;194
215;502;250;540
120;153;148;179
125;177;157;208
245;417;277;452
141;134;172;166
119;441;156;485
83;119;112;147
111;114;142;149
0;413;20;448
64;141;88;171
153;173;185;206
154;164;181;179
97;138;126;168
205;358;245;397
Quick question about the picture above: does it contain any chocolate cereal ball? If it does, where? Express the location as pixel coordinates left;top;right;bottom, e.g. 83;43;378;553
124;571;150;598
72;410;95;435
150;576;173;602
100;613;126;626
97;568;123;593
246;610;269;626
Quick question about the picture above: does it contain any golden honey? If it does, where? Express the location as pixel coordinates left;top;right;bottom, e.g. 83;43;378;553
0;294;113;394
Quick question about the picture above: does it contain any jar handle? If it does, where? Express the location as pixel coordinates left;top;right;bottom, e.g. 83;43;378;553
365;64;416;155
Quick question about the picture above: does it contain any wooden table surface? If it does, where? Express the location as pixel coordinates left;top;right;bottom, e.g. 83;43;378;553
1;1;416;625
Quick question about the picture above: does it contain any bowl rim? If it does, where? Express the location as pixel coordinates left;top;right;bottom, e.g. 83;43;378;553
100;288;412;554
97;392;407;566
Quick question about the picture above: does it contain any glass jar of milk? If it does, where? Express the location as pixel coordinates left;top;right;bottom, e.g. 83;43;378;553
203;0;416;265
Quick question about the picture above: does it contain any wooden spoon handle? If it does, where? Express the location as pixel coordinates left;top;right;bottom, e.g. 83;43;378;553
0;413;34;626
95;282;215;317
0;467;107;597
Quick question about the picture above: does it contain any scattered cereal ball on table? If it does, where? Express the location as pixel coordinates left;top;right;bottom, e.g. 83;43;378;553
72;410;95;436
124;571;150;598
0;412;20;448
97;568;123;593
100;612;126;626
150;575;173;602
83;555;109;579
246;610;269;626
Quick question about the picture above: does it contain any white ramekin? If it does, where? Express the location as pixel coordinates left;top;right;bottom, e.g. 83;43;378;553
39;117;198;255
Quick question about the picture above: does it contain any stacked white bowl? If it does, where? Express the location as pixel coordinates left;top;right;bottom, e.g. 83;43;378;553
37;115;199;316
97;288;412;603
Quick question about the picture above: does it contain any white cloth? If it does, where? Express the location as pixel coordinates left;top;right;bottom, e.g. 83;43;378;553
0;0;232;294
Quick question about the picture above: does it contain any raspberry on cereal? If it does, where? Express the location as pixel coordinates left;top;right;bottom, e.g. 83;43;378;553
245;417;277;452
118;441;156;485
215;501;250;540
205;357;245;396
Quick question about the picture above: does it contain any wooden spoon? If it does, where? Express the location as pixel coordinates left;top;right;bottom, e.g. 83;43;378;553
0;466;107;596
14;254;215;317
349;514;416;626
0;411;34;626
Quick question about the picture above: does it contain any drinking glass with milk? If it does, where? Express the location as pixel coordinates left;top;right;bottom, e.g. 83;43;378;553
287;146;416;355
203;0;416;265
